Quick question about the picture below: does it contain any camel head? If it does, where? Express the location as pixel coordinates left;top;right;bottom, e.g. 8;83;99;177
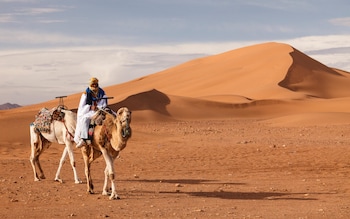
116;107;132;139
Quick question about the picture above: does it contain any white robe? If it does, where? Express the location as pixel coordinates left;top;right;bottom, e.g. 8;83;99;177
74;93;107;143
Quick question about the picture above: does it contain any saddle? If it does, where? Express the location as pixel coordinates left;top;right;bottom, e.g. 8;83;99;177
33;106;67;133
87;107;116;140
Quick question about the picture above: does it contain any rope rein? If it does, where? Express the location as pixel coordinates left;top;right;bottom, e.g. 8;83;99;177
62;119;75;140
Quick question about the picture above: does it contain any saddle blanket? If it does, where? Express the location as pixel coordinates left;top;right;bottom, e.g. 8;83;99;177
33;108;52;133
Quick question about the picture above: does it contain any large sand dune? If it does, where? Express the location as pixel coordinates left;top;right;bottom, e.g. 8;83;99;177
4;42;350;121
1;42;350;218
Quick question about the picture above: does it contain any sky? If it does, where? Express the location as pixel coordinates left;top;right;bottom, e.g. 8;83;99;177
0;0;350;105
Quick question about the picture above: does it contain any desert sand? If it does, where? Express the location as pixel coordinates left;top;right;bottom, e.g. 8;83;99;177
1;42;350;218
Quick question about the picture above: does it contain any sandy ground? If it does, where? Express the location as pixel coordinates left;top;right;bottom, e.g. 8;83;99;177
1;118;350;218
1;42;350;218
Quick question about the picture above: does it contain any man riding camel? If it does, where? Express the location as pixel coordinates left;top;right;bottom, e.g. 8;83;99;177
75;77;108;148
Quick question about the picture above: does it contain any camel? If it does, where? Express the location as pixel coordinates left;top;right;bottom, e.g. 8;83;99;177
29;107;82;184
81;107;132;200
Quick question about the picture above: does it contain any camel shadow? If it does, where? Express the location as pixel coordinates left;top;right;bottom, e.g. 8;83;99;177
181;191;318;200
128;178;244;185
126;178;327;201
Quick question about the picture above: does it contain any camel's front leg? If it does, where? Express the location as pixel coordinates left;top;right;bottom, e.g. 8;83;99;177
66;143;82;184
54;147;68;183
81;147;94;194
100;149;119;200
102;166;110;196
108;171;119;200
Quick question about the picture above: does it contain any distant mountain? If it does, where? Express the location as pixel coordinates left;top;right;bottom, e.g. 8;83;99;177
0;103;21;110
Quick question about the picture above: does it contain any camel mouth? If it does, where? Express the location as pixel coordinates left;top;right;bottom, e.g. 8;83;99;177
121;119;131;138
122;126;131;138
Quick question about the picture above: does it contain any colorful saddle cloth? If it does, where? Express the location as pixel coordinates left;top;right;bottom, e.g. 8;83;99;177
33;107;66;133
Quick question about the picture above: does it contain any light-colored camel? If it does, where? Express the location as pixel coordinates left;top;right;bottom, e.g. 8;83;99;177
81;107;132;200
30;108;82;184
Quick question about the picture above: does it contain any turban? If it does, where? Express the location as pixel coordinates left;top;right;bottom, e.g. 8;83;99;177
90;77;99;85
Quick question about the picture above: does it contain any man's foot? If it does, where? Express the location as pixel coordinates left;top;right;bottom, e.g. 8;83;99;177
76;139;86;148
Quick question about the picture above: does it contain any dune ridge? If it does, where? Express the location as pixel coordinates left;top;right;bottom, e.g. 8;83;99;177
279;47;350;98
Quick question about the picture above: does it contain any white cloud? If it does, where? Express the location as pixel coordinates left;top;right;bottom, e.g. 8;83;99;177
283;34;350;51
16;7;65;15
0;28;98;45
0;14;15;23
36;19;65;23
329;17;350;27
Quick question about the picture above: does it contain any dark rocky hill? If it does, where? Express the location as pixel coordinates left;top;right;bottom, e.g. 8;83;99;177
0;103;21;110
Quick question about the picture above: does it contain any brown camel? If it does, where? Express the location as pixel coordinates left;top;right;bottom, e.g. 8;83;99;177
81;107;132;200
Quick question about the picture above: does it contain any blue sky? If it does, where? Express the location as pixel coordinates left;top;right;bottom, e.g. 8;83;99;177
1;0;350;105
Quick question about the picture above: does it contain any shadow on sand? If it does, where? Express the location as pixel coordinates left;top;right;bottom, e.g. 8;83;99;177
125;178;324;201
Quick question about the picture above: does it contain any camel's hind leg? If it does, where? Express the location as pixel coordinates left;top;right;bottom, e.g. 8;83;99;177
29;124;46;181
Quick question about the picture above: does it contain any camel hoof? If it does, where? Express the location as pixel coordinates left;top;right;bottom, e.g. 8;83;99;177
109;194;120;200
74;180;83;184
55;178;63;183
34;178;40;182
109;196;120;200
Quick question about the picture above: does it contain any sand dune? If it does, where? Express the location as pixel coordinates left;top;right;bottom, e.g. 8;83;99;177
2;41;350;138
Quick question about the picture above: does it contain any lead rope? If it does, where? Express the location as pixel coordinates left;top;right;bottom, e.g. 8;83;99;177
62;119;75;140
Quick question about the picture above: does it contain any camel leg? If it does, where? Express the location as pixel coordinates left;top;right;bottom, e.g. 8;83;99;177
66;142;82;184
29;125;45;181
100;148;119;200
54;147;68;183
35;156;46;180
82;146;94;194
102;166;110;196
29;150;41;181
